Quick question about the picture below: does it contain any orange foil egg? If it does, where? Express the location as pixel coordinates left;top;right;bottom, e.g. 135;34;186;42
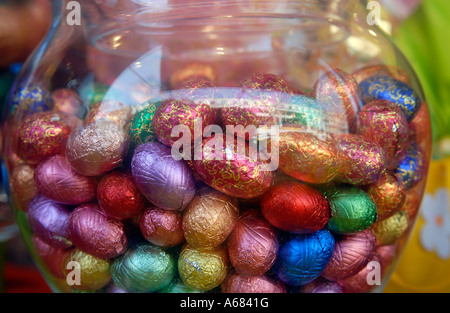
140;207;185;248
227;209;278;276
183;187;239;249
221;271;286;293
10;163;37;211
84;100;132;127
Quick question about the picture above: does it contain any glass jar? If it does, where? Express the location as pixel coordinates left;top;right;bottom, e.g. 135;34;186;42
1;0;431;293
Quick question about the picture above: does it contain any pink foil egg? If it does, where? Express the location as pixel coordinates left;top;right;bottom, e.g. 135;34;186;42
221;271;286;293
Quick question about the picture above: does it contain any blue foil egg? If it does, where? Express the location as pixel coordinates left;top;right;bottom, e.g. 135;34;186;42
11;84;53;113
274;230;335;286
395;142;424;190
359;75;421;122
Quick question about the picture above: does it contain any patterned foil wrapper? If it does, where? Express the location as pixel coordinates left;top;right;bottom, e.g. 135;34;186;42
16;111;72;164
65;121;129;177
274;230;335;287
140;207;185;248
111;243;175;293
221;73;291;130
34;155;98;206
280;95;327;131
322;230;377;281
370;211;409;246
84;100;132;127
169;63;216;89
278;131;341;184
63;249;111;291
10;164;37;211
178;244;229;291
366;171;407;221
194;135;274;199
52;88;82;116
335;134;387;186
353;65;411;85
127;100;160;149
11;84;53;113
227;209;278;276
314;68;363;133
221;271;286;293
261;181;330;234
183;187;239;249
395;142;425;190
359;75;421;122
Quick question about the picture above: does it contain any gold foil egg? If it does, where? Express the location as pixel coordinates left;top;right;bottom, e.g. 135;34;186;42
370;211;409;246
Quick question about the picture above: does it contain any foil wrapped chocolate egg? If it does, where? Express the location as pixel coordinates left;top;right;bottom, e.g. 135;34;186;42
27;194;73;249
183;187;239;249
64;249;111;291
131;142;196;211
299;277;344;293
280;95;326;131
84;100;132;127
274;229;335;286
65;121;129;177
221;271;286;293
278;131;341;184
153;80;219;147
409;103;431;146
353;65;411;85
34;155;98;205
356;100;409;170
11;83;52;113
322;230;377;281
52;88;82;116
314;68;363;132
360;75;421;122
227;209;278;276
10;163;37;211
395;142;425;190
111;243;175;293
16;111;72;164
178;244;229;291
335;134;387;185
140;207;185;247
32;235;70;280
324;186;378;235
194;135;274;199
366;171;407;221
221;73;291;130
370;211;409;246
97;170;145;220
159;278;204;293
260;181;330;233
67;203;128;259
127;100;160;149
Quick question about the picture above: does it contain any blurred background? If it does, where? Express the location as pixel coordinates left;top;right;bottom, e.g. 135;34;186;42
0;0;449;293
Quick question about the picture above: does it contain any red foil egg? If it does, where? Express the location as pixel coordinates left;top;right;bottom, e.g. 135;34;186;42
221;271;286;293
67;203;128;259
322;230;377;281
260;181;330;233
356;100;409;170
227;209;278;276
140;207;185;247
15;111;72;164
97;170;145;220
32;235;70;279
52;88;82;116
34;155;98;205
10;163;37;211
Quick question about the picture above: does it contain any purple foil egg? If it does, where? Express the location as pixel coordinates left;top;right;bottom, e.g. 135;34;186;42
300;277;344;293
131;142;196;211
322;230;377;281
27;194;73;249
67;203;128;259
34;155;98;205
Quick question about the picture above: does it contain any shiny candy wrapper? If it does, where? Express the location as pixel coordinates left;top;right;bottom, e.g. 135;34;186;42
84;100;132;127
12;84;52;113
52;88;82;116
65;121;129;177
34;155;98;205
336;134;387;185
274;229;335;286
178;244;229;291
127;100;160;149
352;65;411;85
324;186;378;235
322;230;377;281
281;95;326;131
111;243;175;293
16;112;72;164
194;135;274;199
10;164;37;211
32;235;69;280
67;203;128;259
356;100;409;170
360;75;421;122
159;279;204;293
395;142;425;190
299;277;344;293
227;209;278;276
140;207;185;248
97;170;145;220
183;187;239;249
278;131;341;184
370;211;409;246
131;142;196;211
261;181;330;234
64;249;111;291
221;271;286;293
27;194;73;249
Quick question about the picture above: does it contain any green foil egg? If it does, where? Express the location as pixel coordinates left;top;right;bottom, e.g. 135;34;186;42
324;186;378;234
111;243;175;293
159;279;204;293
127;100;161;149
